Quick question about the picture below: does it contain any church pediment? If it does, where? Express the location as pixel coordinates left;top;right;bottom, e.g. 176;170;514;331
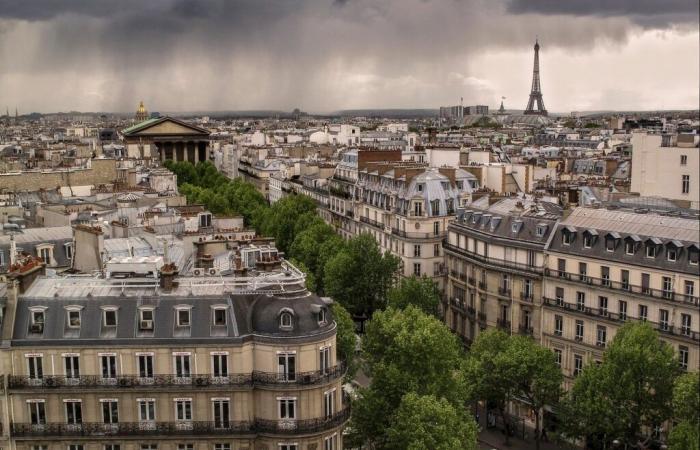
122;117;210;137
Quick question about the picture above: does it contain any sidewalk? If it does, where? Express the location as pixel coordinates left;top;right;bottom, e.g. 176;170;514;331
476;413;570;450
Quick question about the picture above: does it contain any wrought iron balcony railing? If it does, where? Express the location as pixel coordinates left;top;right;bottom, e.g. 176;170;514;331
8;364;345;390
10;409;350;438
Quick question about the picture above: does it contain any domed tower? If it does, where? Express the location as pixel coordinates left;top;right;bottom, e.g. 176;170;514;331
134;100;149;122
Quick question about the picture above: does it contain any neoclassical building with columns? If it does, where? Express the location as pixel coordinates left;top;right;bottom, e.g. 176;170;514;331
122;117;211;164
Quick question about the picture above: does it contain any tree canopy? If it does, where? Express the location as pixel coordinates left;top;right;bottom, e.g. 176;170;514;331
324;233;400;316
669;372;699;450
385;393;478;450
387;275;441;317
560;322;678;448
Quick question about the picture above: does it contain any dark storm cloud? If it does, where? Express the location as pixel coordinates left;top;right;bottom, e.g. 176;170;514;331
0;0;696;112
507;0;699;28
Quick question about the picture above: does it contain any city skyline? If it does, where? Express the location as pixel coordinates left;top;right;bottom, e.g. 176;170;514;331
0;0;698;113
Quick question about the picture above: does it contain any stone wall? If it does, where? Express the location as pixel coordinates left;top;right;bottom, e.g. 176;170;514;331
0;159;118;192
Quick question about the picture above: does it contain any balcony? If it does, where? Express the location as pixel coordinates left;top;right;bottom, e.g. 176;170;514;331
466;306;476;318
359;216;386;231
518;324;534;336
497;318;511;330
542;297;700;343
545;270;700;307
392;227;446;240
8;365;346;391
10;409;350;439
442;242;544;275
498;287;512;297
467;276;476;285
450;298;466;313
520;292;534;302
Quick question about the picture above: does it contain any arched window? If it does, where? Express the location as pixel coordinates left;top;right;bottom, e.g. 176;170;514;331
279;309;294;330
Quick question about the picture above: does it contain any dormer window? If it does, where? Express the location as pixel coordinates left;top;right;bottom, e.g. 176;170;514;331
176;307;191;327
139;308;155;331
64;243;74;261
583;235;592;248
536;224;547;238
646;244;657;258
32;310;45;325
667;248;677;262
417;183;424;192
318;307;328;325
625;241;635;255
605;239;615;252
689;246;699;265
279;309;294;330
66;308;81;328
103;308;118;327
511;222;521;234
213;307;227;326
562;231;572;245
29;307;46;334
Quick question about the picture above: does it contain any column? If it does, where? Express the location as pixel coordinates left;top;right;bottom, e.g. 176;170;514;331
194;142;200;164
183;142;189;163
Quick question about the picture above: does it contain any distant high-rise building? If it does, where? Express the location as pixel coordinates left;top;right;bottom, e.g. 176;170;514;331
135;100;149;122
524;39;548;116
464;105;489;115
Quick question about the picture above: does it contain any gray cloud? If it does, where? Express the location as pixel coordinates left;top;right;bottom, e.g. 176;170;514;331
0;0;697;113
507;0;699;28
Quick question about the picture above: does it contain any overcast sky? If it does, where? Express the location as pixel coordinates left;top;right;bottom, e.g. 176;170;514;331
0;0;697;114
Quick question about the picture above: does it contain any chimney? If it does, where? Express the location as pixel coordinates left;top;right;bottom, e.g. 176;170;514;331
72;224;105;273
159;263;179;292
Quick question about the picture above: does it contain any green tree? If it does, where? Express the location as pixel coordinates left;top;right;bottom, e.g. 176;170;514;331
387;275;440;317
288;221;336;275
505;336;563;450
323;233;399;316
560;322;678;448
669;372;699;450
351;306;466;447
385;393;478;450
463;329;515;444
331;303;357;379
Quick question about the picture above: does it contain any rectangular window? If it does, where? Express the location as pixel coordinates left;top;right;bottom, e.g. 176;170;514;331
213;308;227;326
646;245;657;258
621;270;630;290
27;355;43;379
681;155;688;165
413;263;421;276
573;354;583;377
562;232;572;245
278;353;296;382
67;310;81;328
575;320;584;341
138;399;156;422
600;266;610;286
413;244;421;258
625;240;635;255
213;400;230;428
667;247;678;262
102;400;119;424
679;346;689;370
682;174;690;194
141;445;157;450
174;354;191;378
324;390;336;418
557;258;566;275
175;400;192;422
554;349;562;367
639;304;648;322
104;445;121;450
659;309;669;331
68;446;84;450
177;445;194;450
138;355;154;378
583;234;592;248
554;315;563;336
598;296;608;317
555;287;564;306
279;398;297;420
524;279;533;298
214;445;231;450
662;277;673;299
28;401;46;425
64;355;80;379
619;300;627;321
279;445;298;450
319;346;331;374
177;309;191;327
578;262;587;281
527;249;536;267
104;310;117;327
681;314;692;336
641;273;650;294
433;243;440;257
596;326;607;347
685;280;695;298
324;435;338;450
65;401;82;425
433;221;440;235
212;354;228;377
576;292;585;311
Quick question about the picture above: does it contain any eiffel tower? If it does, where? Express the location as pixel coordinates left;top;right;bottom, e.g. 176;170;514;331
524;38;548;116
